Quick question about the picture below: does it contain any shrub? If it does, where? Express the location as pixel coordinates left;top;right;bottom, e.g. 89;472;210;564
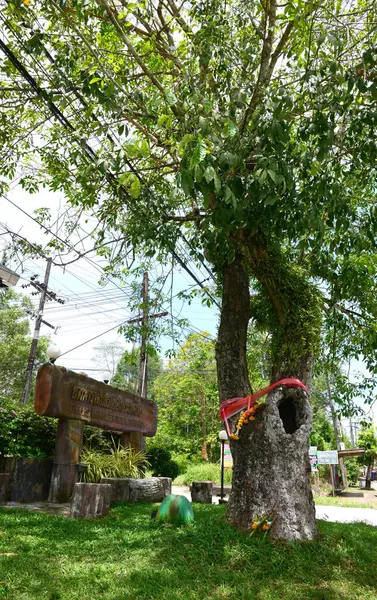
170;452;191;474
345;458;361;486
173;462;233;486
80;440;148;483
0;400;57;458
147;447;180;480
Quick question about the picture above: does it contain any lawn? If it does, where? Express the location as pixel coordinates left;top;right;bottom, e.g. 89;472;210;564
314;495;376;509
0;504;377;600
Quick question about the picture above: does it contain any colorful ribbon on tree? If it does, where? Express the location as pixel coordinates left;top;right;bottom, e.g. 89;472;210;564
219;377;308;438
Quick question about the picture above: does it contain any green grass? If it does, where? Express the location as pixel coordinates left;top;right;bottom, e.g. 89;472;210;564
174;462;233;485
314;495;376;509
1;505;377;600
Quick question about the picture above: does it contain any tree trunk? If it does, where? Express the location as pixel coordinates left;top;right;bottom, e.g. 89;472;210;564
227;386;315;539
365;460;373;490
200;390;208;461
216;237;319;540
215;254;252;401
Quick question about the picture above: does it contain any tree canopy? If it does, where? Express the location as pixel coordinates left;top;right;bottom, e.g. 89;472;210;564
1;1;377;374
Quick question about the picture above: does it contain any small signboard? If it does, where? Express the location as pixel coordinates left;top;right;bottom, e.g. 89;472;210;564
223;444;233;469
309;446;318;472
317;450;338;465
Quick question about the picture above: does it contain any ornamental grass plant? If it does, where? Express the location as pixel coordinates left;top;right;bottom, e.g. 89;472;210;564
80;440;148;483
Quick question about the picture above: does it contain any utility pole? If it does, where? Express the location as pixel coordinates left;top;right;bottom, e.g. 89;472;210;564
122;272;168;454
21;258;52;404
326;374;348;487
129;272;149;454
138;271;149;399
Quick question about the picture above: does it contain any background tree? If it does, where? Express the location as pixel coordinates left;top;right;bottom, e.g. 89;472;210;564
111;346;162;394
357;423;377;490
152;333;219;460
2;1;377;539
0;289;48;403
92;340;125;378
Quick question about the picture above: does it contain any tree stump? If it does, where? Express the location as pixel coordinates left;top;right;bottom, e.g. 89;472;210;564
191;481;213;504
128;477;171;502
70;483;112;518
0;473;11;503
100;478;131;504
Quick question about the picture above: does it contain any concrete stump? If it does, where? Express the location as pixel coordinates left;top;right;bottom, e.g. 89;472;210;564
100;477;131;504
0;473;11;503
70;483;112;518
191;481;213;504
10;458;52;503
128;477;171;503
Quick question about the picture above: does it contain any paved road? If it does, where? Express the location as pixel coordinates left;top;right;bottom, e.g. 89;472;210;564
172;485;377;526
315;505;377;526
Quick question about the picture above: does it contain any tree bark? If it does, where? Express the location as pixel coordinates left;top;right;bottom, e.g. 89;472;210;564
215;235;319;540
365;460;373;490
216;254;252;402
227;386;316;539
200;390;208;461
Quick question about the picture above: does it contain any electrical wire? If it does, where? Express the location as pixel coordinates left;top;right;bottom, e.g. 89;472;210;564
0;24;219;308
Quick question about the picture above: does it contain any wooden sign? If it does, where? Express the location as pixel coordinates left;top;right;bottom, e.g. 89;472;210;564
35;364;157;436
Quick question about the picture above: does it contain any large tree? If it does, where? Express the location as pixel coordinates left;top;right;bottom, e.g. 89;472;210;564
1;1;377;539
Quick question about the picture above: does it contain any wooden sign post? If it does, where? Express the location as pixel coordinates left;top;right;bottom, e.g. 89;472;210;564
35;364;158;502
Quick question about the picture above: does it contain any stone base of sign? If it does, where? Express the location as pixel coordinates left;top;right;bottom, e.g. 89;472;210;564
0;473;11;503
100;477;171;504
10;458;52;503
0;456;17;475
49;464;80;503
100;477;131;504
191;481;213;504
70;483;112;518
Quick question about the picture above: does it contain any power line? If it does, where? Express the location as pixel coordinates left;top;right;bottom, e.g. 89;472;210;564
59;311;166;358
0;28;219;308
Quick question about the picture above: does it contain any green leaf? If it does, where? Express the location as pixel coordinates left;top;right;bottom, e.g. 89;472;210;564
267;169;279;184
213;173;221;192
129;176;141;198
89;77;101;84
181;171;194;196
190;139;207;168
225;119;237;137
204;165;216;183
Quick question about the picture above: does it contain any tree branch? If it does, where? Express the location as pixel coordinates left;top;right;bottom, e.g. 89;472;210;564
240;0;277;133
164;0;190;33
267;20;295;76
97;0;171;103
162;214;206;222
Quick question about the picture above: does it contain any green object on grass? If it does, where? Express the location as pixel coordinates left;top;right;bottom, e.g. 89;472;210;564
156;494;194;525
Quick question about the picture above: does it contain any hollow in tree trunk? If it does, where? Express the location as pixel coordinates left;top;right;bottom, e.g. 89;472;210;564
216;238;320;540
